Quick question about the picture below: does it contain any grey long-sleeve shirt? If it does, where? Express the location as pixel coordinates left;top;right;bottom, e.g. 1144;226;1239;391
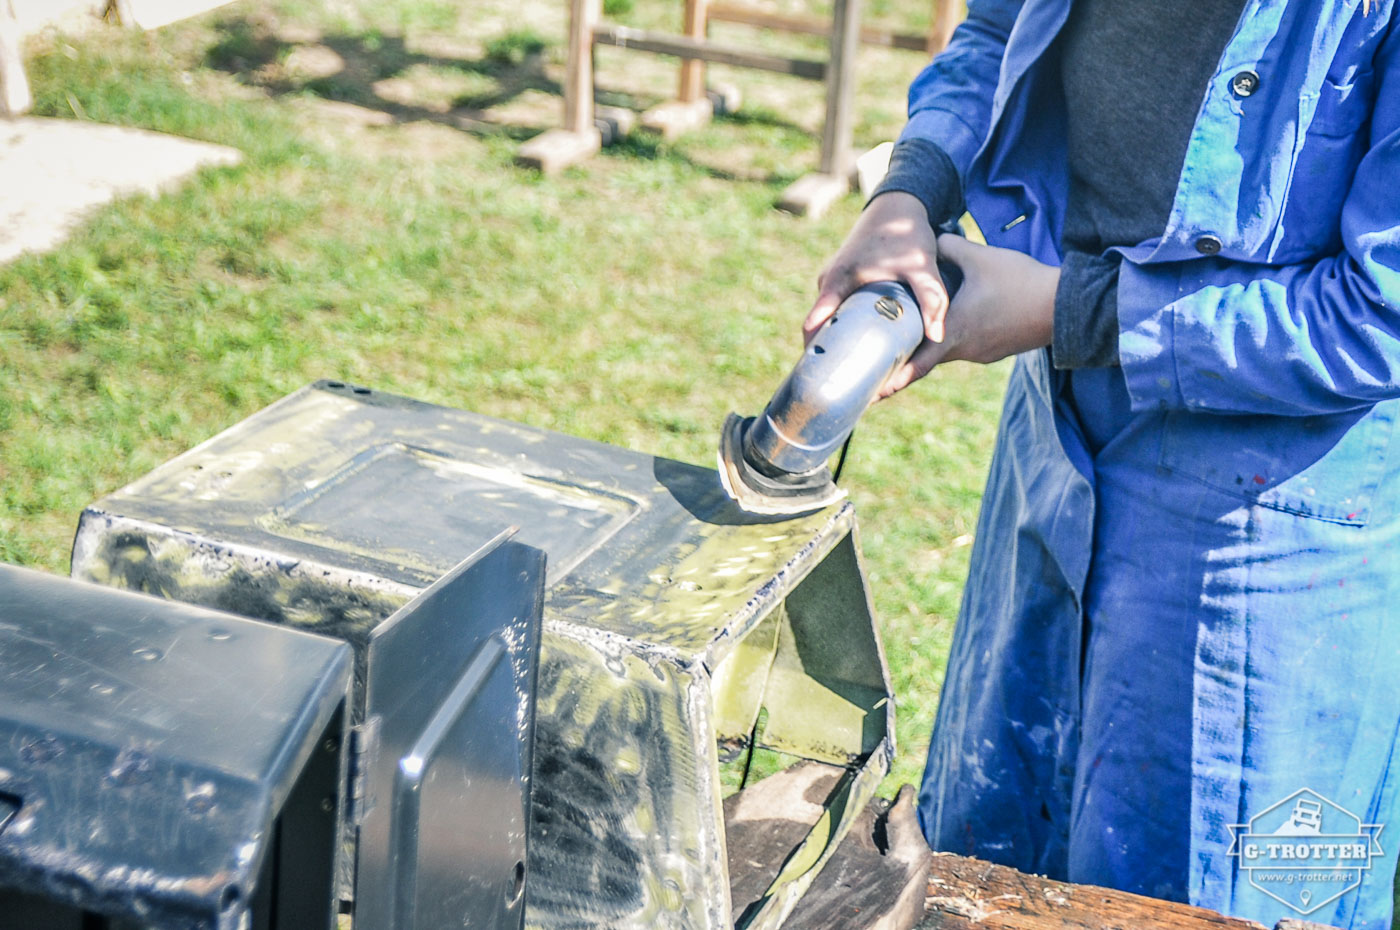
872;0;1247;368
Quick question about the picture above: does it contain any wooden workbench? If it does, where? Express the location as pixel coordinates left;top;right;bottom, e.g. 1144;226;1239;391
918;854;1335;930
737;774;1338;930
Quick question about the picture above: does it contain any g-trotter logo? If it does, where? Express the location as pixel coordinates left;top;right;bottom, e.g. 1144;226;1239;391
1228;788;1384;915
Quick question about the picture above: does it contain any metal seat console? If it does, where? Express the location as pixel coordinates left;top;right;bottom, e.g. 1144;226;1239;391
71;380;896;930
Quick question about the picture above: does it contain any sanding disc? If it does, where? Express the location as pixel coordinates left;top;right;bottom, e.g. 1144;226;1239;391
716;413;845;516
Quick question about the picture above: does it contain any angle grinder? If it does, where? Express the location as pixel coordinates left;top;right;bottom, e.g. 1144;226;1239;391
718;269;961;516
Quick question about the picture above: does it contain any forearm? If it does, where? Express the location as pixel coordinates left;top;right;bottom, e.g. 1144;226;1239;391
870;139;964;229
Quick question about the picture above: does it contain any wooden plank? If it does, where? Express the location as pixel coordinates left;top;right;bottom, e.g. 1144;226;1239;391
564;0;601;134
707;3;931;52
112;0;236;29
679;0;710;102
593;25;826;80
818;0;861;176
593;103;636;145
918;854;1274;930
515;127;601;174
639;97;713;140
782;785;934;930
777;172;850;218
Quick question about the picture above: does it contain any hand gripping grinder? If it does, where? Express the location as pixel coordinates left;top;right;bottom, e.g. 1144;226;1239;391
718;280;928;515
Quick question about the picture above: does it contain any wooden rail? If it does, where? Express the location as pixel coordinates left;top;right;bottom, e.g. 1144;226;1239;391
517;0;962;217
593;24;826;79
707;2;933;52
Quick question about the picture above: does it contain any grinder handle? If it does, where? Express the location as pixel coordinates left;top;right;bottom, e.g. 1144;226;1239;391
744;281;927;477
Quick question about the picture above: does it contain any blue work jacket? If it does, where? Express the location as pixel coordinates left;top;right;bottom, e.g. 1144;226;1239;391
902;2;1400;928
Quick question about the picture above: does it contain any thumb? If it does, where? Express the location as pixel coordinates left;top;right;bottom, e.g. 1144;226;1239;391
935;232;975;266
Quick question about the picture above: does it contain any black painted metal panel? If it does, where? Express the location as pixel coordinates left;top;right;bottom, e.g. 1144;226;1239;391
0;565;352;930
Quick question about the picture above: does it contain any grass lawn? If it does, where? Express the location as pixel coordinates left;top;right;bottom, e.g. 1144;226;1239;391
0;0;1006;795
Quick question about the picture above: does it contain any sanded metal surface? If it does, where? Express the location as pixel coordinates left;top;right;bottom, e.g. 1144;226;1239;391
0;565;351;929
71;380;896;930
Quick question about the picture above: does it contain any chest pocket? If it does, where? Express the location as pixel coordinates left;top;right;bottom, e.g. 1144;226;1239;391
1158;402;1396;525
1308;68;1376;138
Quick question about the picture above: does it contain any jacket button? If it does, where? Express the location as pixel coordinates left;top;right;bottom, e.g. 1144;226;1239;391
1195;235;1223;255
1231;70;1260;97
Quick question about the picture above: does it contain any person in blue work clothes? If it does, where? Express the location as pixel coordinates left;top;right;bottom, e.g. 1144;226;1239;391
805;1;1400;927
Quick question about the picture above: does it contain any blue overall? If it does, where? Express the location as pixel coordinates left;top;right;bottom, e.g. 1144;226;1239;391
901;2;1400;927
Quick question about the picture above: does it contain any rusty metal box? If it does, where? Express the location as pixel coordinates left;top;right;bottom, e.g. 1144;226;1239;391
71;380;896;930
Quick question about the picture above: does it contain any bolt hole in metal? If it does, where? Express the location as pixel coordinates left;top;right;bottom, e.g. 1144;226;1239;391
327;381;345;388
352;386;371;395
185;784;216;815
507;860;525;904
219;885;241;912
813;345;825;354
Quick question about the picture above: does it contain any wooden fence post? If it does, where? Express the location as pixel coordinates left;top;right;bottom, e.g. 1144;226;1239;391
777;0;861;216
928;0;957;54
517;0;604;172
678;0;709;103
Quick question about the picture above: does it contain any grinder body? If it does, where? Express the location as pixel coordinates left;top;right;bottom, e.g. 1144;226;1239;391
719;280;926;514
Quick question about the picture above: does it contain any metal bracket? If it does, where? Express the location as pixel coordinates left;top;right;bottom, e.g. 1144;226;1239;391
348;716;383;826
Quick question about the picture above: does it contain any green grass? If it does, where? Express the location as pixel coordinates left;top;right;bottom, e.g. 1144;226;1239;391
0;0;1006;796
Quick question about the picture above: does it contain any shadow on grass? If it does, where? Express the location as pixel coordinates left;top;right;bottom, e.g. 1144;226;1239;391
601;132;803;187
205;17;559;142
203;16;811;184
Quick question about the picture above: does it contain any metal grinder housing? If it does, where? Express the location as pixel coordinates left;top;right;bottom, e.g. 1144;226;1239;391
719;281;925;515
